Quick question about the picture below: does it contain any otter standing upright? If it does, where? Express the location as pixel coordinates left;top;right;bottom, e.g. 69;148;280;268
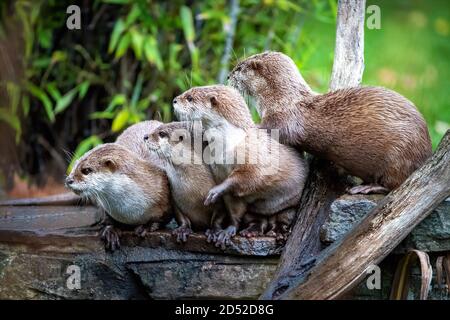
173;85;308;246
229;51;432;194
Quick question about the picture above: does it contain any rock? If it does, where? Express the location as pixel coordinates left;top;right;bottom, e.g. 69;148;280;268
320;194;382;244
0;203;280;299
320;195;450;252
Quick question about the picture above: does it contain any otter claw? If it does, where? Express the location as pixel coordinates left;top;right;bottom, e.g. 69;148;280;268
204;185;226;206
214;226;236;250
134;225;148;238
101;225;121;251
172;226;192;243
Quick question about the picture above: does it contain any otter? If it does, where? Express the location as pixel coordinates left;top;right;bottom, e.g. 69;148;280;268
65;143;171;250
228;51;432;194
173;85;308;246
144;121;225;242
116;120;162;163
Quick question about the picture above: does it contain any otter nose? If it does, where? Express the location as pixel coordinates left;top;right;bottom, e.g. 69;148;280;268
173;98;177;104
66;177;74;186
143;134;149;141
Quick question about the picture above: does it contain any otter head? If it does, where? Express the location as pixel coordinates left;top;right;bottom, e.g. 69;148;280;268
144;122;192;163
172;85;253;129
228;51;312;108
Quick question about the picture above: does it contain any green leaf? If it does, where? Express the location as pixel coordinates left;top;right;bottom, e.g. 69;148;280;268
67;135;103;174
108;19;125;54
0;110;21;144
130;28;144;59
105;94;127;112
38;28;52;49
137;98;151;111
89;111;116;120
26;83;54;122
130;74;144;110
125;4;141;26
111;109;130;132
115;32;131;59
180;6;195;42
78;81;90;99
54;88;78;114
51;50;67;64
144;36;163;70
46;83;62;101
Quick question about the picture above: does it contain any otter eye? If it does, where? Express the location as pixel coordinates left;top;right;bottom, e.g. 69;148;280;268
186;95;193;102
159;131;168;138
179;135;184;142
81;168;92;175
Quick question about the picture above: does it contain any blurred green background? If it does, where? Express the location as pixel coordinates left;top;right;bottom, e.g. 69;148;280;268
0;0;448;195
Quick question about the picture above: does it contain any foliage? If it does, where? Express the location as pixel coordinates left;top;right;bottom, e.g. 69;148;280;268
0;0;448;182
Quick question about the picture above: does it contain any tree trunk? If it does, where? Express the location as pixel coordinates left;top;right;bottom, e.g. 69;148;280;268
282;130;450;299
329;0;366;91
260;0;366;299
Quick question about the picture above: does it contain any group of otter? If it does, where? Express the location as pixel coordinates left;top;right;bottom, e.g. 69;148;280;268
66;52;432;250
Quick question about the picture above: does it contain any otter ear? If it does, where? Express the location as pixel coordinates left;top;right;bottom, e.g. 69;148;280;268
103;158;117;172
209;95;219;107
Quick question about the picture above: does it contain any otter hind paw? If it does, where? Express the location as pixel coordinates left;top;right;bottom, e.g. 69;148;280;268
347;184;390;195
214;226;237;250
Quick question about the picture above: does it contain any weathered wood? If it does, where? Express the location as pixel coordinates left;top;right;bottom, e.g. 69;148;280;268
260;158;348;298
329;0;366;91
260;0;366;299
0;192;82;206
281;130;450;299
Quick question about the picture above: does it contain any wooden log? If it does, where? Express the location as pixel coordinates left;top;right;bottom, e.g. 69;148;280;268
0;192;82;206
260;0;366;299
282;130;450;299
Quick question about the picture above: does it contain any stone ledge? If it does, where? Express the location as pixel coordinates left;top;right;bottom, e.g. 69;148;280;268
320;195;450;252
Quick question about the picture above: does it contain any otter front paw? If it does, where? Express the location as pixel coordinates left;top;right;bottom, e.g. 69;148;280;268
266;224;290;242
134;225;148;238
205;228;220;243
101;225;121;251
172;226;193;243
239;224;264;238
214;226;237;250
204;184;227;206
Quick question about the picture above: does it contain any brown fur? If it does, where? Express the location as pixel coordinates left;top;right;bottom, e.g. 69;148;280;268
116;120;163;163
67;143;171;225
229;51;432;190
145;121;223;234
173;85;308;240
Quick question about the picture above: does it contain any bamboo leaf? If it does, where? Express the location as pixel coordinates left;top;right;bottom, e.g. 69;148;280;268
115;32;131;59
130;28;144;59
111;109;130;132
105;94;127;112
78;81;90;99
26;83;55;122
54;88;78;114
108;19;125;54
144;36;163;70
180;6;195;42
